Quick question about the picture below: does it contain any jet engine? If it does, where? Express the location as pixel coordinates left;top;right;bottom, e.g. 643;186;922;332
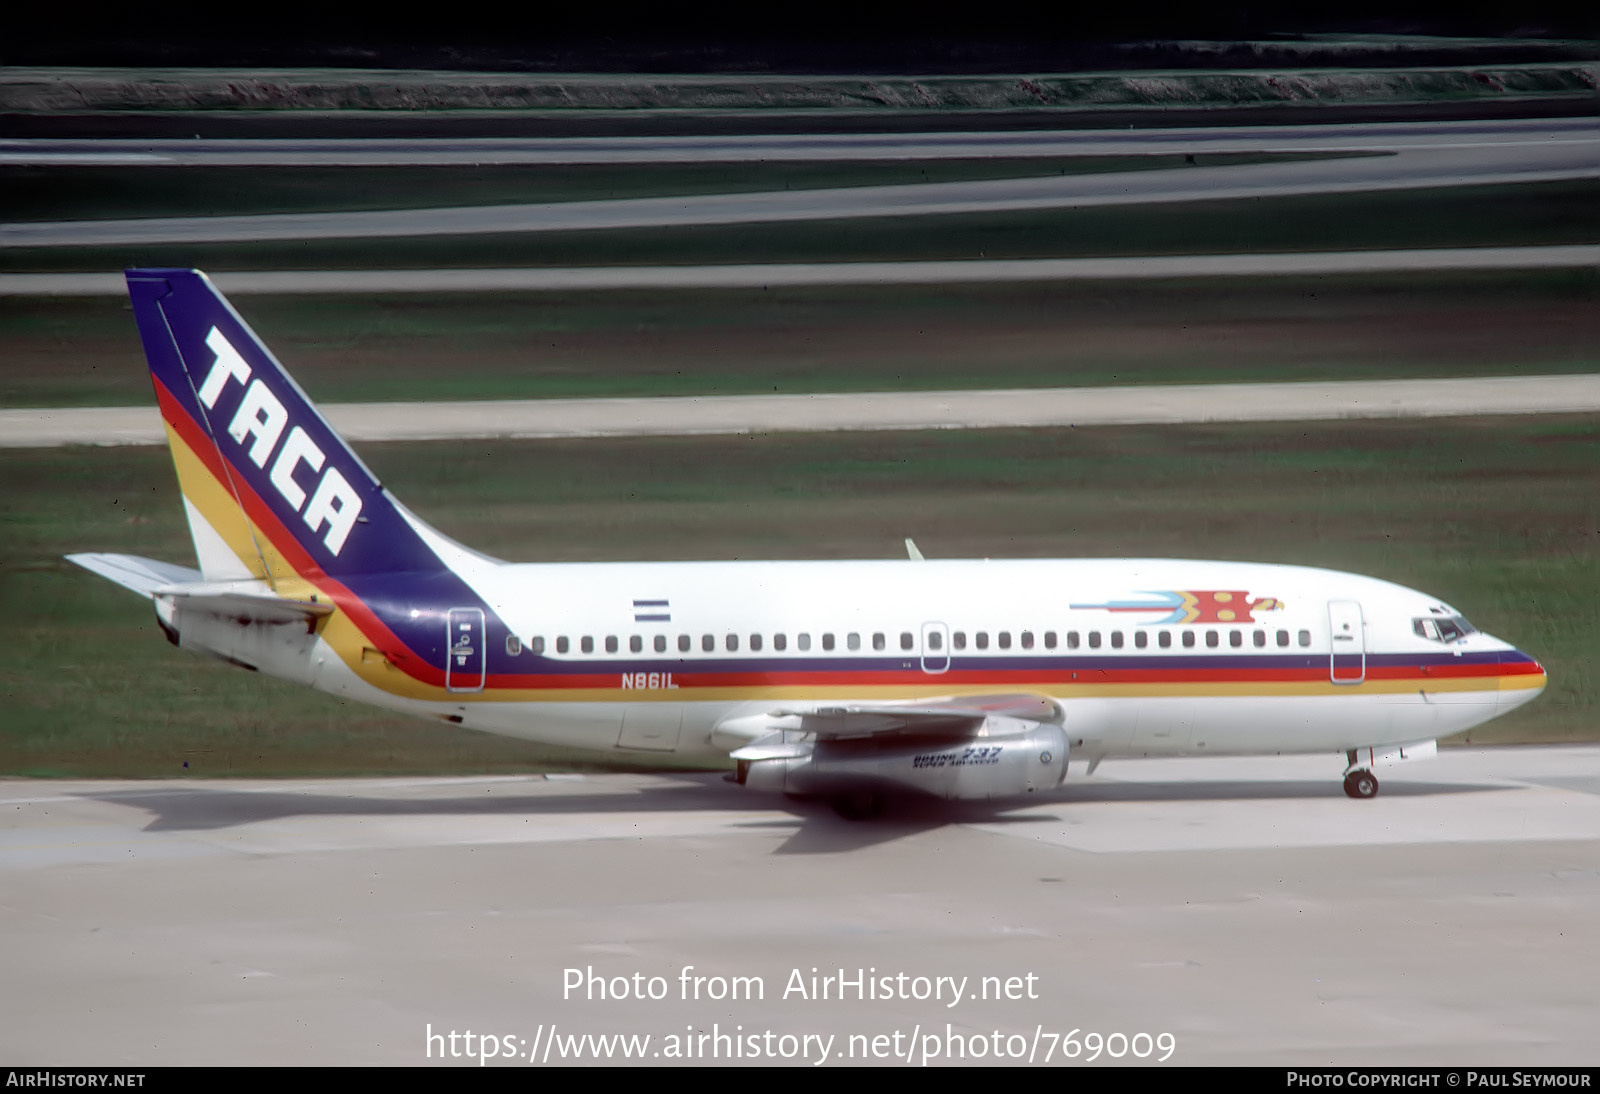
732;714;1068;812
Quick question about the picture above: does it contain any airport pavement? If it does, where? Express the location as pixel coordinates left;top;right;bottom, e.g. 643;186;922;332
3;746;1598;1065
5;134;1595;247
3;117;1592;165
3;244;1595;296
7;375;1600;448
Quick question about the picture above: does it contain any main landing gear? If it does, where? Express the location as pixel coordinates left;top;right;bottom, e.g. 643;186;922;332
830;793;886;820
1342;753;1379;800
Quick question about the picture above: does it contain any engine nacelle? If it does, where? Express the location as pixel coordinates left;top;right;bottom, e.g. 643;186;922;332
734;716;1068;802
156;595;320;685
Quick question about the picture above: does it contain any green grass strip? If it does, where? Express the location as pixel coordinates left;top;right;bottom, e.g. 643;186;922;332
3;416;1595;776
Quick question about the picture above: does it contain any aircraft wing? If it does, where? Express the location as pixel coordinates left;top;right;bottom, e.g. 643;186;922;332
716;693;1059;750
773;693;1059;738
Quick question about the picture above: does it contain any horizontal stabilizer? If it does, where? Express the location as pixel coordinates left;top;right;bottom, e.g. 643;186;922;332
67;555;332;625
66;552;202;597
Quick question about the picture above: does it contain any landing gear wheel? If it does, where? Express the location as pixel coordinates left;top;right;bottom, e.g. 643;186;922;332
831;793;886;820
1343;769;1379;799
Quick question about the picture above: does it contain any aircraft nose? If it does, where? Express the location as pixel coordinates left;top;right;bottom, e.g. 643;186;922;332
1499;646;1547;711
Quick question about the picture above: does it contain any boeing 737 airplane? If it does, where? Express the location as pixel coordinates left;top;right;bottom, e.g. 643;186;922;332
70;269;1546;817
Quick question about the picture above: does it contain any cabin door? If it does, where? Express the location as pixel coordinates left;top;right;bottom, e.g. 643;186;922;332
445;608;486;693
1328;600;1366;685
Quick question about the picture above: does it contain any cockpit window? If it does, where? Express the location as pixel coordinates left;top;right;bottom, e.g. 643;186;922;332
1413;616;1477;643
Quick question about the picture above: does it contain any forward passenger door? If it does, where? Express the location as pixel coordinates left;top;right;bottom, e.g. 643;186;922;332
1328;600;1366;684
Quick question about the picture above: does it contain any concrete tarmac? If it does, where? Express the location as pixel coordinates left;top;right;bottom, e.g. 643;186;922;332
4;244;1594;296
4;746;1598;1065
3;117;1592;165
7;375;1600;449
5;137;1595;248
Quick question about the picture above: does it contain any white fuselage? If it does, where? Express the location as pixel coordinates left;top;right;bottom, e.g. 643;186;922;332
304;556;1544;766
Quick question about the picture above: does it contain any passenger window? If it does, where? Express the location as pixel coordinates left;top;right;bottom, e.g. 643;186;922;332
604;635;618;654
678;634;691;653
1134;631;1147;649
1021;630;1034;650
998;631;1012;650
1110;631;1123;649
976;632;990;650
873;632;886;651
726;634;739;652
531;636;545;655
822;633;835;651
556;636;569;654
1067;631;1080;649
1276;630;1289;648
629;635;642;654
1088;632;1101;649
1158;631;1171;649
900;632;914;651
750;634;763;652
506;635;522;656
702;634;714;652
1205;631;1219;649
654;635;667;653
953;631;966;650
775;633;788;651
1253;630;1266;648
1182;631;1195;648
798;633;811;651
847;633;860;651
1298;630;1312;647
927;631;943;651
1044;631;1057;649
581;636;594;654
1229;630;1242;648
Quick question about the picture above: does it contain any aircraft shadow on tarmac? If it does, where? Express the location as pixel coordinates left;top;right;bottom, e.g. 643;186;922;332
758;778;1508;852
79;773;1508;854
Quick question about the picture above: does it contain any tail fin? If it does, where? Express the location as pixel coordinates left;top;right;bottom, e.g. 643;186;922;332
126;269;446;585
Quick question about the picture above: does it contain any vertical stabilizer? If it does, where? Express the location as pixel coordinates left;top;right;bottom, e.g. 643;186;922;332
125;269;446;585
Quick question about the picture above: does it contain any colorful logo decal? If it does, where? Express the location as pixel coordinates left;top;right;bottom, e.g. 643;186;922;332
196;326;363;556
1070;590;1285;625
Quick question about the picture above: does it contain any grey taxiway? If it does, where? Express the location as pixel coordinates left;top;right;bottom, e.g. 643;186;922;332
7;374;1600;449
4;117;1593;165
4;118;1595;247
4;747;1599;1065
